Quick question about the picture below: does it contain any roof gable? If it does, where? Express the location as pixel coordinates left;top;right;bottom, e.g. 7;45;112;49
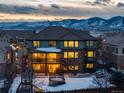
29;26;97;40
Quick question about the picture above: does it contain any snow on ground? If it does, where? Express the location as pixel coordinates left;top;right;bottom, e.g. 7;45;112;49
9;75;96;93
9;77;21;93
33;76;94;92
36;47;61;52
0;79;5;88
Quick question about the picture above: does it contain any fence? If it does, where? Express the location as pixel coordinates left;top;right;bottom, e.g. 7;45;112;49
36;87;124;93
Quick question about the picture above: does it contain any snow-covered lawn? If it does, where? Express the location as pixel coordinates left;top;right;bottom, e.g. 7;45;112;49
0;79;5;89
34;76;94;92
9;75;97;93
9;77;21;93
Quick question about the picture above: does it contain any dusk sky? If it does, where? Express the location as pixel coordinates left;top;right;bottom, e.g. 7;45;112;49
0;0;124;20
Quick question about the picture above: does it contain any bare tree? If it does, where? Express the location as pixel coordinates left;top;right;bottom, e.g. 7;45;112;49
90;70;111;88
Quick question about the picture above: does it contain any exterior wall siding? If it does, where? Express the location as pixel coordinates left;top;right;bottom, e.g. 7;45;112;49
28;40;97;74
0;64;5;79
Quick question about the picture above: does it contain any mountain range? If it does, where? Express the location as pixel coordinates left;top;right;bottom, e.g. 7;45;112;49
0;16;124;32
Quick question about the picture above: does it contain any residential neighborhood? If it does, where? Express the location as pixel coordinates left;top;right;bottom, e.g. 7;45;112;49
0;0;124;93
0;26;123;93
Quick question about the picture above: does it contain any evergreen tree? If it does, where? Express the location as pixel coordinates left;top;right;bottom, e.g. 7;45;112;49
110;72;124;87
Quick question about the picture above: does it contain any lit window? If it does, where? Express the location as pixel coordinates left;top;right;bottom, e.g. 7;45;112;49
7;53;11;60
75;41;79;47
68;52;74;58
33;64;41;70
86;64;93;68
64;52;78;58
75;52;79;58
87;51;94;57
32;53;46;60
33;41;40;47
48;64;60;73
49;41;56;47
64;52;68;58
69;41;74;47
47;53;59;62
86;41;94;47
64;41;79;47
64;41;68;47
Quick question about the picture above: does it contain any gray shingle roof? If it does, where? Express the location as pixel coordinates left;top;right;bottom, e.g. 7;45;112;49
0;30;34;39
28;26;97;41
102;32;124;46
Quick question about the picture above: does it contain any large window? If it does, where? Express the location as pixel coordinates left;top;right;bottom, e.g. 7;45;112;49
33;41;40;47
86;41;94;47
64;41;79;47
49;41;56;47
33;64;41;70
47;53;60;62
86;63;94;68
32;53;46;60
64;52;79;58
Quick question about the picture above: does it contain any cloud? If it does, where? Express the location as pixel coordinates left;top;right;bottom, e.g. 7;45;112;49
50;4;60;9
0;0;124;19
38;4;43;8
98;0;111;3
0;4;37;14
116;2;124;8
85;1;106;6
85;0;111;6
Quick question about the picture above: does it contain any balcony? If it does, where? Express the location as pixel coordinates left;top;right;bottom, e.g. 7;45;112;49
31;59;61;63
30;52;61;63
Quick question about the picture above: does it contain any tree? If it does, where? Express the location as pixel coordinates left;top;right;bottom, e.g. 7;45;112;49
110;72;124;87
90;69;111;88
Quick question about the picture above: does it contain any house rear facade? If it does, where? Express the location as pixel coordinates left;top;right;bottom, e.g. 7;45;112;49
27;26;98;75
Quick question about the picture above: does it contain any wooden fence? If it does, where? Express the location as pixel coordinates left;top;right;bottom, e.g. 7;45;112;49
36;87;124;93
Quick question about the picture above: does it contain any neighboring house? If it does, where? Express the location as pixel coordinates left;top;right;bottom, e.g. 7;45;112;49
102;32;124;70
0;34;10;79
0;29;35;61
27;26;98;75
0;30;35;75
0;29;35;44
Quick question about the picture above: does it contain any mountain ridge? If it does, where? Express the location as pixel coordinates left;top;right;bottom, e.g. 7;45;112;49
0;16;124;32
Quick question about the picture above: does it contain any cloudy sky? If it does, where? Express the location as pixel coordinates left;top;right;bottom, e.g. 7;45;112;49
0;0;124;20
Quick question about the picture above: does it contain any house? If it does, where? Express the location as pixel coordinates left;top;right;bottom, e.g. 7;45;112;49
102;32;124;70
0;29;35;61
0;30;35;75
0;33;10;79
27;26;98;75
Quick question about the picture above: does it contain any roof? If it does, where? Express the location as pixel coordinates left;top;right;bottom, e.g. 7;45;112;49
102;32;124;46
0;30;35;39
28;26;97;41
